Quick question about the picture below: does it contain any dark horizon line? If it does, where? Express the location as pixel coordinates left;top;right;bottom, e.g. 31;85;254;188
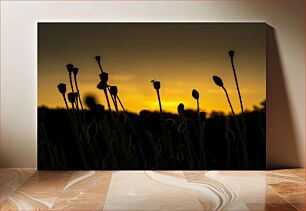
37;105;265;116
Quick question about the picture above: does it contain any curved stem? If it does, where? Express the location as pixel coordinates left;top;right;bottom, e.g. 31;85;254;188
74;74;84;111
75;95;79;111
69;73;74;93
222;86;236;117
114;96;119;117
103;88;112;112
230;57;248;166
117;96;126;113
107;87;117;114
62;95;69;110
230;57;244;115
117;95;138;136
222;85;247;167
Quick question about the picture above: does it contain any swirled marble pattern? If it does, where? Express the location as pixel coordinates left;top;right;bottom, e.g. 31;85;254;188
0;169;304;210
0;169;35;204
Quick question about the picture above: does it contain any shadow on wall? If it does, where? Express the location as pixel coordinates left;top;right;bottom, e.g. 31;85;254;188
266;25;299;169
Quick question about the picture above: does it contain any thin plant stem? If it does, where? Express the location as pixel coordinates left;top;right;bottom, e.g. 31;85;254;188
69;73;78;111
196;98;201;167
156;90;163;119
231;56;248;166
196;99;206;168
74;74;84;111
103;89;112;112
75;96;79;111
222;86;236;117
95;58;110;111
117;96;126;113
230;56;244;115
69;73;74;93
117;95;136;135
114;96;119;117
98;61;104;73
222;85;246;167
62;95;69;110
107;87;118;118
196;99;200;115
73;74;86;126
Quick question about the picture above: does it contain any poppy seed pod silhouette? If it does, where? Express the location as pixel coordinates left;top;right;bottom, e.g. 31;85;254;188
66;63;74;74
192;89;199;100
68;92;76;103
213;75;224;87
97;81;107;90
95;56;101;63
57;83;66;95
228;50;235;58
99;72;109;83
110;86;118;97
151;80;160;90
72;67;79;75
151;80;163;118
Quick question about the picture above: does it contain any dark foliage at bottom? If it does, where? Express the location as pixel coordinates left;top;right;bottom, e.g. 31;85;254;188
38;104;265;170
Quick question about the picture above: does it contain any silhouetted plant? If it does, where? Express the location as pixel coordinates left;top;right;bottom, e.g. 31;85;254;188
95;56;112;112
192;89;206;168
99;72;109;83
95;56;104;72
177;103;195;168
66;64;75;93
213;76;236;116
192;89;200;114
97;81;107;90
72;67;84;111
228;50;248;166
109;86;119;116
57;83;69;110
213;75;246;167
109;86;118;96
151;80;163;119
229;50;244;115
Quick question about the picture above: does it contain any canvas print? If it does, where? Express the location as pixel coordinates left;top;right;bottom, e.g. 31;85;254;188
38;23;266;170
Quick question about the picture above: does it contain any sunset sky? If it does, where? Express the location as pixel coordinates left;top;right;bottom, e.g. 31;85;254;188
38;23;266;114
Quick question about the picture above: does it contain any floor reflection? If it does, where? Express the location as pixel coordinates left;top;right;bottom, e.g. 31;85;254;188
0;169;304;210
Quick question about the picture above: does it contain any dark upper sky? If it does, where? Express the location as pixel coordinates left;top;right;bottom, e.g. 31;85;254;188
38;23;266;114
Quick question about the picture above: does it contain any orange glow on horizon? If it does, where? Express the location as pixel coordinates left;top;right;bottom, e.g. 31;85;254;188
38;67;266;114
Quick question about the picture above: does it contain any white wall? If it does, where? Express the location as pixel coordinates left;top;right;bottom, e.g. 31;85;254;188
1;1;304;168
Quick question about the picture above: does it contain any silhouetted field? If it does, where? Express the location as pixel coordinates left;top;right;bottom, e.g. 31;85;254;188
38;50;266;170
38;104;265;170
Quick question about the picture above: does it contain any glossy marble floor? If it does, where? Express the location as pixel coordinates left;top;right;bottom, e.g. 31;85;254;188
0;169;304;210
